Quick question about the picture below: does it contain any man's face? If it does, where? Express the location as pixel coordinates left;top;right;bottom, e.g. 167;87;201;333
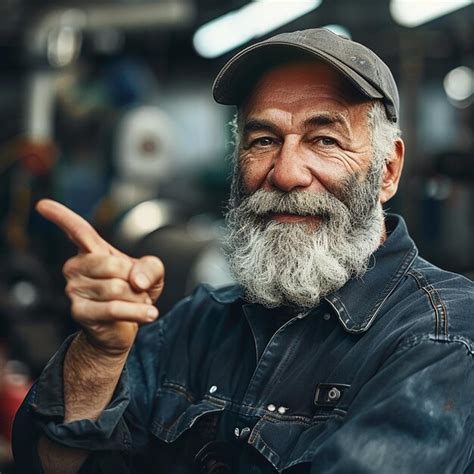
239;61;375;217
225;61;387;308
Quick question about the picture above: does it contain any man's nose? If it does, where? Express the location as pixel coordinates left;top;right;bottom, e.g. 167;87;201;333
268;139;313;192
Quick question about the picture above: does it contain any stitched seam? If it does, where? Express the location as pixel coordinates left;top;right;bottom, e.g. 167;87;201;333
152;403;225;435
250;428;281;470
256;410;348;427
407;270;449;339
427;287;440;338
152;388;349;420
394;334;474;356
243;317;303;404
158;381;197;403
408;270;439;336
259;337;299;402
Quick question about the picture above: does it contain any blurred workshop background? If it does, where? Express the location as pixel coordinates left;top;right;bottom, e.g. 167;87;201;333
0;0;473;469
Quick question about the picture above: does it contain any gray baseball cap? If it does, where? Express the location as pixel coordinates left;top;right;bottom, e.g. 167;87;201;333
213;28;399;122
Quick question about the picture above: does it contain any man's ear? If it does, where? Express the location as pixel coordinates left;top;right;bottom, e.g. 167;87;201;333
379;138;404;205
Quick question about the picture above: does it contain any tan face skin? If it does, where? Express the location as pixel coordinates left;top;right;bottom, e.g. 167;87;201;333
239;61;404;229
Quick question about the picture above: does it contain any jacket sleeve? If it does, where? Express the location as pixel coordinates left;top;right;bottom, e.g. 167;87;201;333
12;311;171;474
309;337;474;474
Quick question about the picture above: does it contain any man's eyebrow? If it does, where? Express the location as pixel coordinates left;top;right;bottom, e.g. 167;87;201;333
303;113;350;134
242;119;278;135
242;114;352;136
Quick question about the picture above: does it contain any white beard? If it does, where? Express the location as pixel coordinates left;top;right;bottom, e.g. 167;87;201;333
225;180;384;308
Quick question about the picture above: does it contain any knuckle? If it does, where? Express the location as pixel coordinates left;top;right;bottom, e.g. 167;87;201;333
106;300;121;318
109;279;127;298
105;257;120;275
62;258;76;278
70;299;84;319
65;281;75;297
107;257;128;277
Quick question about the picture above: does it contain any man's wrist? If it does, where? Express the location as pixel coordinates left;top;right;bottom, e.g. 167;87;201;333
74;330;130;364
63;331;129;423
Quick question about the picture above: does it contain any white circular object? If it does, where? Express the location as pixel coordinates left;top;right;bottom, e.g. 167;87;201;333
115;106;176;183
444;66;473;103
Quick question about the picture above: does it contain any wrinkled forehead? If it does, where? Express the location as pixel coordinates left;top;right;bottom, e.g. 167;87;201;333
236;61;375;135
239;60;372;116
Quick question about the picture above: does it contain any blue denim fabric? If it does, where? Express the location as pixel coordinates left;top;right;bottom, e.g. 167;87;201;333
13;215;474;473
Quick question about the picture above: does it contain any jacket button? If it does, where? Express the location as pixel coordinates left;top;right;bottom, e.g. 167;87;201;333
328;387;341;401
209;385;218;394
239;427;251;440
234;426;251;441
277;406;288;414
267;404;276;412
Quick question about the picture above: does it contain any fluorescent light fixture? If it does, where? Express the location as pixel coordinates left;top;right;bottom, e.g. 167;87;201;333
443;66;473;105
193;0;322;58
323;24;351;39
390;0;472;27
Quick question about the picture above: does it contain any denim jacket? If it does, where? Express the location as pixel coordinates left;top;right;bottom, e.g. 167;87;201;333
13;215;474;473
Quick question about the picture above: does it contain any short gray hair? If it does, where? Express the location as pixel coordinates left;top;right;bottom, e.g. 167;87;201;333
367;101;401;165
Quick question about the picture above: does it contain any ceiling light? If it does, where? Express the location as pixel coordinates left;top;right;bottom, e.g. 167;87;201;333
193;0;322;58
390;0;472;28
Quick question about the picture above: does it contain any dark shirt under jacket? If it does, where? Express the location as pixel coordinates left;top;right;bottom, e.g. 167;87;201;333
13;215;474;473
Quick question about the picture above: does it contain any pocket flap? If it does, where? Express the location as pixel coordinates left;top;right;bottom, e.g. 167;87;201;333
150;383;226;443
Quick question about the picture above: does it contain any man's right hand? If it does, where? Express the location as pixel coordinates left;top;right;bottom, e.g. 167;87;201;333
35;199;165;473
36;199;165;356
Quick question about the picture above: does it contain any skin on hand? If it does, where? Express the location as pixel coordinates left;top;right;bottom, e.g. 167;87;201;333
36;199;165;356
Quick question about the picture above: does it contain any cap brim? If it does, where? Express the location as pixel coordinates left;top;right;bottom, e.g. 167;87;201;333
213;41;384;106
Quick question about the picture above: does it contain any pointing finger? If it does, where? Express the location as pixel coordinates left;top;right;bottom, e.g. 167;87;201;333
36;199;113;255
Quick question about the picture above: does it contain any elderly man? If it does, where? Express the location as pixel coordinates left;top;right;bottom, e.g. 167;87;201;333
13;28;474;473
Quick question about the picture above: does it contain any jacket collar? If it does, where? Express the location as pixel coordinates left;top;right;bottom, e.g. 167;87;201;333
208;214;418;333
324;214;417;333
207;283;243;304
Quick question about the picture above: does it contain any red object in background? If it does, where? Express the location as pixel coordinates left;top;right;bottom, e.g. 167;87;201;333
0;364;31;442
16;139;58;176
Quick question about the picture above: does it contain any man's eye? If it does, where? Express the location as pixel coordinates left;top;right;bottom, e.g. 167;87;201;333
252;137;274;147
318;137;337;146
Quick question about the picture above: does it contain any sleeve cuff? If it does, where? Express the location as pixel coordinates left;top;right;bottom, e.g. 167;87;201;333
31;333;132;452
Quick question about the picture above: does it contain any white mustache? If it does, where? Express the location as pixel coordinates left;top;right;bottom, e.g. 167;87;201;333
240;189;348;220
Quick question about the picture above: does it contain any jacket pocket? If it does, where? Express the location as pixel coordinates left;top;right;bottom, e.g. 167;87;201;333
149;381;226;443
250;383;350;472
